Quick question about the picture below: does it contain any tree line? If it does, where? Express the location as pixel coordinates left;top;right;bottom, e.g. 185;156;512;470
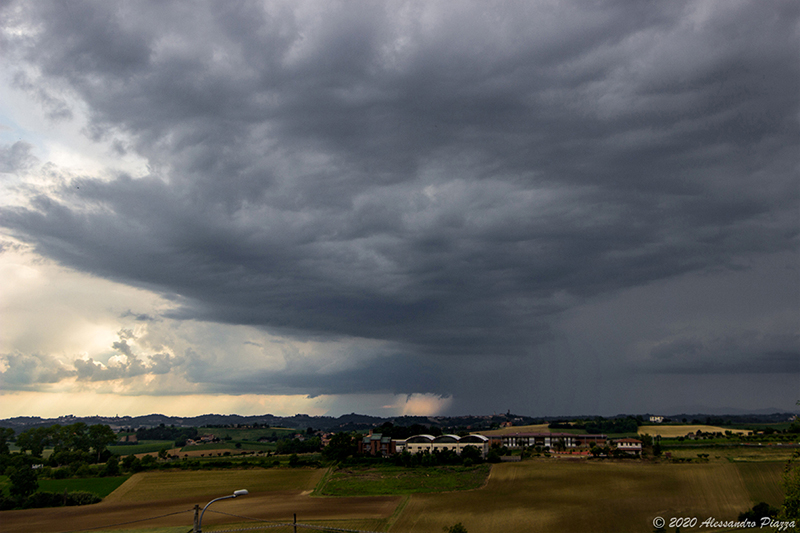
0;423;117;510
548;416;641;434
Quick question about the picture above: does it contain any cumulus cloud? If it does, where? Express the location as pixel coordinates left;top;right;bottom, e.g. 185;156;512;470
0;0;797;414
0;352;77;389
0;141;39;173
70;328;184;382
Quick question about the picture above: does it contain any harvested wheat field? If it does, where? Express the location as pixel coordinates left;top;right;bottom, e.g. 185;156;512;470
1;469;401;533
389;460;780;533
638;425;749;438
481;423;552;435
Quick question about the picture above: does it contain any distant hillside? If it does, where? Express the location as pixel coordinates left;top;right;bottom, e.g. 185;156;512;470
0;411;795;434
0;412;383;432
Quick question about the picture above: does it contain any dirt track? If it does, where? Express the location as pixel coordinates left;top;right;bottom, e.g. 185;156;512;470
0;491;401;533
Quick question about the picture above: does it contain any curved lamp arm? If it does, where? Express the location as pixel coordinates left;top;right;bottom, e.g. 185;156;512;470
197;490;248;533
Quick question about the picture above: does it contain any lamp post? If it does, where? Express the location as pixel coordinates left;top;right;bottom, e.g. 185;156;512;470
194;489;248;533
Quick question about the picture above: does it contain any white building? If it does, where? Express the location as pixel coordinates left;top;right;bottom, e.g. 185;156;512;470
615;438;643;455
401;434;490;458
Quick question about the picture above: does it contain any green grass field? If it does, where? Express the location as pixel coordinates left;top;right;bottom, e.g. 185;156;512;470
37;476;130;497
199;427;299;441
179;441;275;452
0;475;129;498
108;440;176;455
315;464;490;496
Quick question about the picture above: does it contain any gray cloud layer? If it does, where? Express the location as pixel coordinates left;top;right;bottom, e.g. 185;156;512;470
1;1;797;413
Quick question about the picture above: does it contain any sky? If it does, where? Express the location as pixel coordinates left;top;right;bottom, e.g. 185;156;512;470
0;0;798;420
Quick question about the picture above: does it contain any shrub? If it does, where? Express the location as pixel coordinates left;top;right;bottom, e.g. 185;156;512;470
17;490;102;509
739;501;779;522
74;464;95;478
52;468;70;479
65;491;102;506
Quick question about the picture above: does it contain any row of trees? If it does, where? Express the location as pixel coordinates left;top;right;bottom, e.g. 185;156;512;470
276;436;322;455
13;423;117;464
548;416;641;434
0;423;118;510
134;423;198;446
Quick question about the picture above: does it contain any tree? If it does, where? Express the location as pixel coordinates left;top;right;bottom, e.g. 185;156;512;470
53;423;91;454
780;450;800;526
653;443;662;457
88;425;117;463
460;445;482;464
443;522;468;533
7;456;38;499
322;433;355;462
16;427;51;457
0;427;15;455
102;456;120;477
739;502;779;523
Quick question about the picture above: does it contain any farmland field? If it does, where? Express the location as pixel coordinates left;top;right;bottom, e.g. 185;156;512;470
38;476;130;497
388;460;783;533
0;475;127;499
735;462;785;506
665;444;796;463
1;468;401;533
0;457;786;533
108;440;176;455
179;441;275;452
482;423;551;435
638;425;749;438
200;426;298;440
103;468;326;502
315;464;490;496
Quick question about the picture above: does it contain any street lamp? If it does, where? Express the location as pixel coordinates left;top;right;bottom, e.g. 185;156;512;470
194;489;249;533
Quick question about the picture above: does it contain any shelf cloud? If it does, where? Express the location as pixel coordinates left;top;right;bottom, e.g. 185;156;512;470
0;0;797;417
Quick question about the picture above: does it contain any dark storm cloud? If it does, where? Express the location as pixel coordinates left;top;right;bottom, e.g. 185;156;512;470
645;332;800;374
192;352;445;397
1;1;798;404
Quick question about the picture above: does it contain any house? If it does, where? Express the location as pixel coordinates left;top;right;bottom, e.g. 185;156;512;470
649;416;664;423
186;434;220;446
615;438;643;455
357;433;397;456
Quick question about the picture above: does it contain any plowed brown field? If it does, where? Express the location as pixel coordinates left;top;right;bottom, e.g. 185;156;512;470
1;491;401;533
0;469;401;533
